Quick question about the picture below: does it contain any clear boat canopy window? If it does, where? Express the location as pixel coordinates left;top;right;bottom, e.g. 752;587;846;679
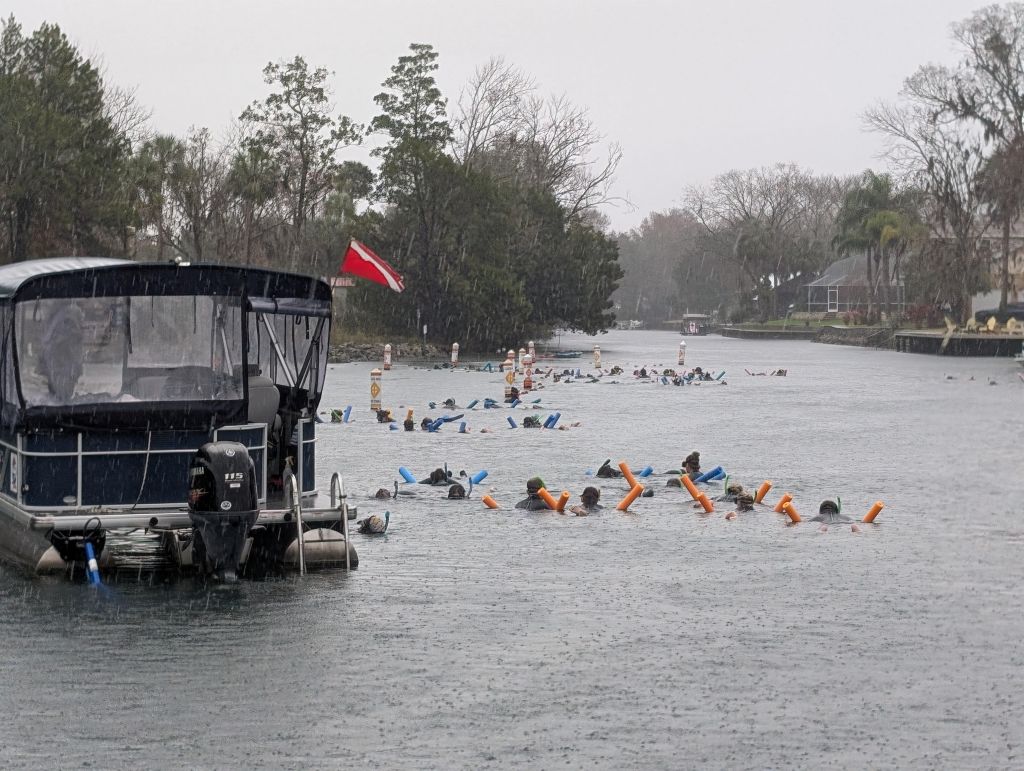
16;295;244;407
0;259;332;430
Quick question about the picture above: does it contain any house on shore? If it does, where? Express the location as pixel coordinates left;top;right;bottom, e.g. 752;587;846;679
803;253;904;317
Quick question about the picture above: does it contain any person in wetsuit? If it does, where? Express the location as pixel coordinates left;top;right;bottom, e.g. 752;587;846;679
810;499;852;524
596;459;622;478
724;492;755;520
515;476;550;510
682;452;701;479
568;486;603;516
419;467;455;486
447;483;466;499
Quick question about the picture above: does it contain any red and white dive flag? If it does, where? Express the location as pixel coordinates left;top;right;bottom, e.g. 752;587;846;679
339;239;405;293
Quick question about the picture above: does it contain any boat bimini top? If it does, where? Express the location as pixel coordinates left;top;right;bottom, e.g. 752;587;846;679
0;258;332;432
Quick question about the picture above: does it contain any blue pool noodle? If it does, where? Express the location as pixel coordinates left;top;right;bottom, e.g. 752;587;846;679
547;412;561;428
459;422;467;433
466;399;479;410
510;399;521;407
695;466;724;483
471;470;488;484
84;541;101;586
399;467;417;484
507;417;517;428
638;465;654;477
342;405;352;423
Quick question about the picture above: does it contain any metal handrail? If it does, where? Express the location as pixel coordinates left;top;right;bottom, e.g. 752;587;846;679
331;472;351;572
284;470;305;576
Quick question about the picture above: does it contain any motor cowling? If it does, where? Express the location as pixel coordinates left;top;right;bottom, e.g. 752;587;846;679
188;441;259;580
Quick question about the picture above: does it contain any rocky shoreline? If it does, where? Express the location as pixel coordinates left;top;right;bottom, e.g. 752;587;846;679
329;341;451;363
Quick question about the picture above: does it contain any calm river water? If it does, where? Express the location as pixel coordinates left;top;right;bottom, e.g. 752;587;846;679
1;330;1022;769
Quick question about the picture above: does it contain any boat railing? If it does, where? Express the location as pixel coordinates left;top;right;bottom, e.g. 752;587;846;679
330;472;351;572
284;470;305;576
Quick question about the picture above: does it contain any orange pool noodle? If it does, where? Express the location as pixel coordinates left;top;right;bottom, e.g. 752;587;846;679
618;461;639;489
697;493;714;513
863;501;884;523
482;495;499;509
538;487;559;510
617;484;644;511
406;408;414;421
773;493;794;513
681;475;701;501
783;501;801;522
754;480;773;504
556;491;570;512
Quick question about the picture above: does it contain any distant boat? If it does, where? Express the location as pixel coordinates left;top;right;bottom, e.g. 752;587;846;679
665;313;712;336
679;314;711;336
552;351;583;359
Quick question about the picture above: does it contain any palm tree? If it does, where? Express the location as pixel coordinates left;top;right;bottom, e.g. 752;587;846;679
134;134;184;261
833;171;920;321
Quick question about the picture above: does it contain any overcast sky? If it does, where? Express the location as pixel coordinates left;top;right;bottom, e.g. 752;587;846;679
7;0;992;231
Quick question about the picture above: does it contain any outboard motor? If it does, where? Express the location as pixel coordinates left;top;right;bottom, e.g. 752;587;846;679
188;442;259;581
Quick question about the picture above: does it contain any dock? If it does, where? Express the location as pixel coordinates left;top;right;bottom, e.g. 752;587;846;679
893;329;1024;356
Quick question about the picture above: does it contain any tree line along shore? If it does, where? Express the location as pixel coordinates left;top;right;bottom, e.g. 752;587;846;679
3;6;1024;348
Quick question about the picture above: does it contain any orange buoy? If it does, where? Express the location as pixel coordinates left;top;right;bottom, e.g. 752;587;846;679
782;501;801;522
754;480;773;504
482;495;499;509
616;484;644;511
697;493;714;513
556;491;570;512
681;475;701;501
863;501;884;523
773;493;794;513
538;487;560;510
618;461;639;489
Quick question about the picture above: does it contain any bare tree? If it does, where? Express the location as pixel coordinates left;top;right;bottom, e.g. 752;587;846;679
866;91;992;320
453;57;534;167
452;58;625;218
685;164;837;317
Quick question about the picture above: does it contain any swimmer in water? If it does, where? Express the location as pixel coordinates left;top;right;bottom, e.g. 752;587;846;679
596;459;622;478
682;451;701;479
515;477;550;510
358;511;390;534
419;468;454;486
811;499;859;532
447;483;466;499
568;486;602;516
717;482;745;503
724;492;755;520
